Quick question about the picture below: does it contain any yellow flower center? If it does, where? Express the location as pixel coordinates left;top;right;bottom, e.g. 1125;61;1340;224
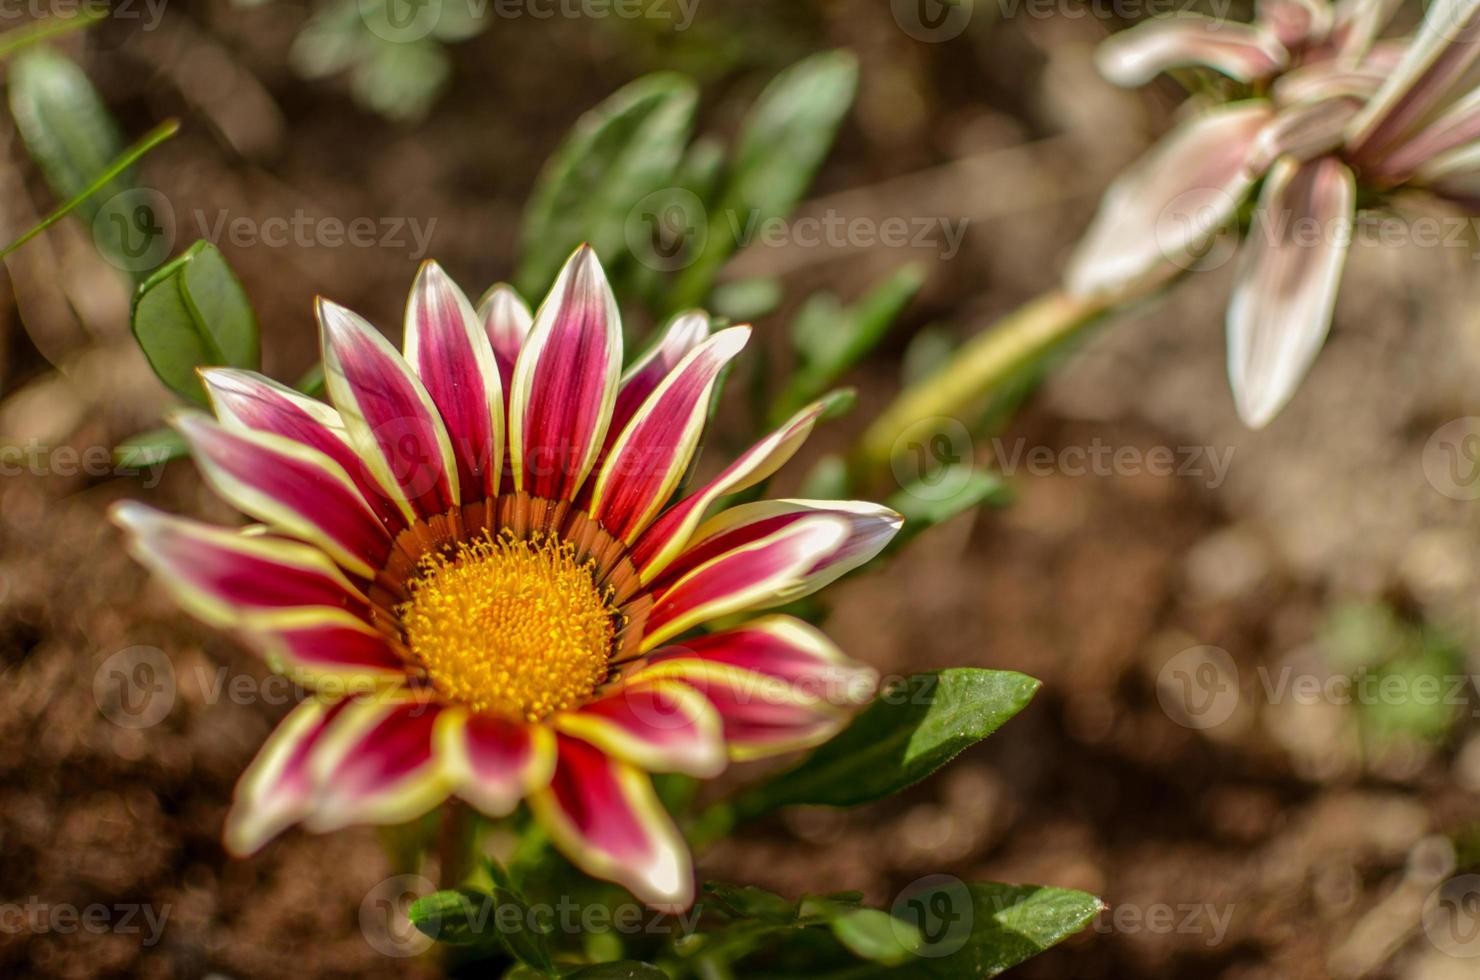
399;529;617;722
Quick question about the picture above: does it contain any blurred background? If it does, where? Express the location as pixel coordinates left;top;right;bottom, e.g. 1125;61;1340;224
4;0;1480;976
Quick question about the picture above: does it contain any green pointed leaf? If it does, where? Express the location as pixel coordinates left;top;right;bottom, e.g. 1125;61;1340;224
883;882;1102;977
7;46;172;275
408;888;496;947
704;881;797;924
732;670;1040;817
885;467;1012;552
561;963;666;979
671;50;858;307
113;427;187;470
517;72;697;297
130;241;259;404
825;907;918;965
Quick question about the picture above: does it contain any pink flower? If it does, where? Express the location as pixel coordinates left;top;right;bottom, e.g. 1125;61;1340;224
1067;0;1480;426
111;246;899;910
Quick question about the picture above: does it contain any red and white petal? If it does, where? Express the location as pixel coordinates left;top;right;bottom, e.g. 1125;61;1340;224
1257;0;1332;49
478;283;533;395
434;709;555;817
1416;141;1480;204
528;735;692;911
1250;98;1362;172
640;516;851;652
633;617;874;759
589;327;749;541
1344;0;1480;163
224;697;349;855
173;413;391;579
319;298;460;523
201;368;403;530
1327;0;1402;58
508;246;623;501
554;678;725;777
1095;16;1287;87
1373;87;1480;180
629;401;826;585
611;311;711;438
1228;156;1355;428
304;693;450;832
655;499;902;596
405;262;504;498
1066;103;1273;298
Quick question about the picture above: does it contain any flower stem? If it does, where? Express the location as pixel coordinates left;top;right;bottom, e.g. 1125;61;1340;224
851;286;1131;482
437;800;478;890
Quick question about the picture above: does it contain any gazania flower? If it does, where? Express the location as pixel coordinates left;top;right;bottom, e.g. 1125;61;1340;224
1067;0;1480;426
111;246;898;909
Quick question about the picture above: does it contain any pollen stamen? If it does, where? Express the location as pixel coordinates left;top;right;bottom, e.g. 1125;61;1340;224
399;529;619;722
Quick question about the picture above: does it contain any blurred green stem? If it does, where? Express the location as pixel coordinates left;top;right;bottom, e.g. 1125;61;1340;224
852;286;1133;482
437;800;478;890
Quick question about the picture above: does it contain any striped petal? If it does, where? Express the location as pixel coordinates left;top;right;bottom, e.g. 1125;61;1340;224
1250;98;1362;171
528;735;692;910
478;283;534;396
555;678;725;777
1065;103;1274;298
1344;0;1480;163
640;516;851;653
508;246;622;501
434;710;555;817
405;262;503;499
589;327;749;542
633;616;877;760
304;693;450;832
612;311;711;438
656;500;902;597
1258;0;1332;49
1096;16;1288;87
1416;141;1480;203
1373;87;1480;180
319;298;460;523
224;697;349;855
173;413;390;579
629;401;826;585
110;503;406;683
1328;0;1402;58
201;368;403;530
1228;156;1355;427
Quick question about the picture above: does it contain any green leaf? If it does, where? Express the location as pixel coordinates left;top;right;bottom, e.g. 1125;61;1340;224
113;427;187;470
885;467;1012;552
884;882;1101;978
775;265;924;421
7;49;174;275
0;12;105;61
704;881;797;924
350;38;450;123
408;888;496;947
711;276;783;321
130;241;260;404
561;963;667;979
516;72;697;297
731;670;1040;817
671;50;858;307
825;907;918;965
